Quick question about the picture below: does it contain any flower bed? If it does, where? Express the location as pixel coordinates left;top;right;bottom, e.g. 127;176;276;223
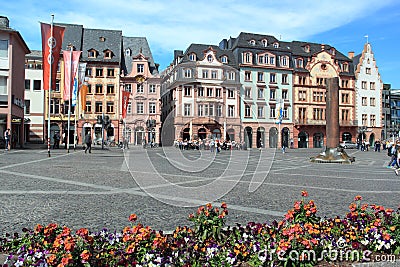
1;192;399;266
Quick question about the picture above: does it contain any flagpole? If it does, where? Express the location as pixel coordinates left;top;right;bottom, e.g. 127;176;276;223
74;82;78;151
47;14;54;157
67;45;72;153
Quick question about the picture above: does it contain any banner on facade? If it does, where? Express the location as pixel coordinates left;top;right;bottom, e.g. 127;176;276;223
72;63;87;107
40;23;65;90
63;50;81;101
80;83;88;111
121;90;131;119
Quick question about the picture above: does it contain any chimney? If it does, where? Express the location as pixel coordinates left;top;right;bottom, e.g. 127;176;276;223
348;51;354;59
0;16;10;28
321;44;325;50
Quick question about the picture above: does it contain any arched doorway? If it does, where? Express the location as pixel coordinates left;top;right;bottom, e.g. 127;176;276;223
244;127;253;149
182;127;190;141
369;133;375;146
269;127;278;148
257;127;265;148
313;132;324;148
198;128;207;140
135;126;145;145
50;123;60;145
282;127;289;148
342;132;352;142
298;131;308;148
227;128;235;141
212;128;221;140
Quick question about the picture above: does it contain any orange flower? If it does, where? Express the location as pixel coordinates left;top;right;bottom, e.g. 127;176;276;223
221;202;227;209
301;190;308;197
349;203;357;212
129;213;138;222
354;195;362;201
64;237;75;251
80;250;91;262
34;224;43;234
206;203;212;209
61;226;71;237
61;253;72;265
47;254;57;265
76;228;88;238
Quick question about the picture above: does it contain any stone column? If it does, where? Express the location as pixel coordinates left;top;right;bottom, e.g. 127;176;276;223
326;77;339;148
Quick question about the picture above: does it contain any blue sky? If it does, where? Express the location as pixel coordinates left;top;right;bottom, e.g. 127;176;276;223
3;0;400;88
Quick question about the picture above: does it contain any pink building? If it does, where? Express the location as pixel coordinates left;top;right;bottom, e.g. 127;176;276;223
0;16;30;148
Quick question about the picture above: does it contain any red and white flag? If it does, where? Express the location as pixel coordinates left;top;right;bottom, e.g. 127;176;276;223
40;23;65;90
63;50;81;101
121;90;131;119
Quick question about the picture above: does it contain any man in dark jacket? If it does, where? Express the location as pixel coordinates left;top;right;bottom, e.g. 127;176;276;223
84;131;92;154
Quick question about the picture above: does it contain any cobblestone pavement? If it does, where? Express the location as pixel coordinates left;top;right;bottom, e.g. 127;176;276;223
0;145;399;235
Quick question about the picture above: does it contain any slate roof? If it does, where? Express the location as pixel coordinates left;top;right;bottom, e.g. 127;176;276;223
26;50;42;59
81;28;122;63
180;43;237;67
121;36;158;75
55;23;84;51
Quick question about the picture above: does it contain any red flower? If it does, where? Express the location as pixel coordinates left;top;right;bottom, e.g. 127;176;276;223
301;191;308;197
129;213;138;222
80;250;91;262
221;202;227;209
206;203;212;210
354;195;362;201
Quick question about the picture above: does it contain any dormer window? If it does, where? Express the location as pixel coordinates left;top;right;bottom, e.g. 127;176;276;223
244;52;252;63
297;58;303;68
99;37;106;42
207;54;213;62
341;62;349;72
221;56;228;63
88;49;97;58
330;48;336;55
125;49;131;56
273;42;279;48
249;39;256;46
280;55;288;67
304;45;310;53
104;50;112;59
262;39;268;47
189;53;196;61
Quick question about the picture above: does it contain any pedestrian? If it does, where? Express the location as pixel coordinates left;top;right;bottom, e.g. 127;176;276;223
4;128;10;151
394;147;400;176
282;145;286;154
210;139;215;153
84;131;92;153
387;144;398;168
53;131;60;149
11;131;17;149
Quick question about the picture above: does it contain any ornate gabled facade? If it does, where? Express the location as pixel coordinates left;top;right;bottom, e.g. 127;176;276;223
351;42;383;144
160;44;241;146
120;37;161;145
291;42;357;148
219;32;294;149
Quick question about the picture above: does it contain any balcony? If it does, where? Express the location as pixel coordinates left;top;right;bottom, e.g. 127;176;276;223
294;119;358;126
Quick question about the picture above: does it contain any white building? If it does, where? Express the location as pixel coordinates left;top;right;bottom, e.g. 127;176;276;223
25;50;44;143
351;42;383;144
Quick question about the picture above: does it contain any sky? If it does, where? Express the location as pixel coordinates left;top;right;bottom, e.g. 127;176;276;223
3;0;400;88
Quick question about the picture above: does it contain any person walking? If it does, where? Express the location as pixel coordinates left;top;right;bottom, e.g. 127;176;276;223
84;131;92;153
4;128;10;151
53;131;60;149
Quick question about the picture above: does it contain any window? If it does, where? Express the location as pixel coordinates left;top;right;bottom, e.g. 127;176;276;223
361;81;367;89
95;84;103;94
228;105;234;117
370;97;376;106
211;70;217;79
137;64;144;73
244;52;251;63
249;40;255;46
269;56;275;65
86;68;92;77
258;55;264;64
107;84;115;94
341;79;349;88
24;100;30;115
342;63;349;72
50;99;60;114
245;88;251;99
245;105;251;117
244;71;251;81
298;90;306;101
366;67;371;74
270;89;276;100
282;74;288;84
313;108;325;120
125;49;131;56
96;68;103;77
313;91;324;102
137;102;144;114
228;71;235;80
189;53;196;61
184;104;191;116
216;88;221;98
362;114;368;125
86;83;91;94
198;104;204;116
33;80;41;91
149;84;156;93
228;89;234;98
282;107;288;119
297;58;303;68
273;42;279;48
282;90;288;100
104;50;111;59
107;102;114;113
207;54;213;62
299;107;306;121
221;56;228;63
95;102;103;113
202;70;208;79
370;114;376;126
270;73;276;83
84;101;91;113
341;93;349;104
299;76;306;85
184;69;192;78
127;102;132;114
207;88;213;97
198;87;204;97
262;39;268;47
257;105;264;118
257;72;264;82
370;82;375;90
362;97;367;106
125;84;132;93
137;84;144;93
216;105;222;117
149;102;156;114
316;78;325;86
258;88;264;99
25;80;30;90
88;50;96;58
184;86;191;96
281;56;288;66
270;106;276;118
341;109;349;121
0;40;8;58
107;68;114;77
209;104;214;116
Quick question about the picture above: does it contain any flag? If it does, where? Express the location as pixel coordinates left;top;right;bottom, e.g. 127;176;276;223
72;63;86;107
63;50;81;101
40;23;65;90
80;83;88;111
121;90;131;119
